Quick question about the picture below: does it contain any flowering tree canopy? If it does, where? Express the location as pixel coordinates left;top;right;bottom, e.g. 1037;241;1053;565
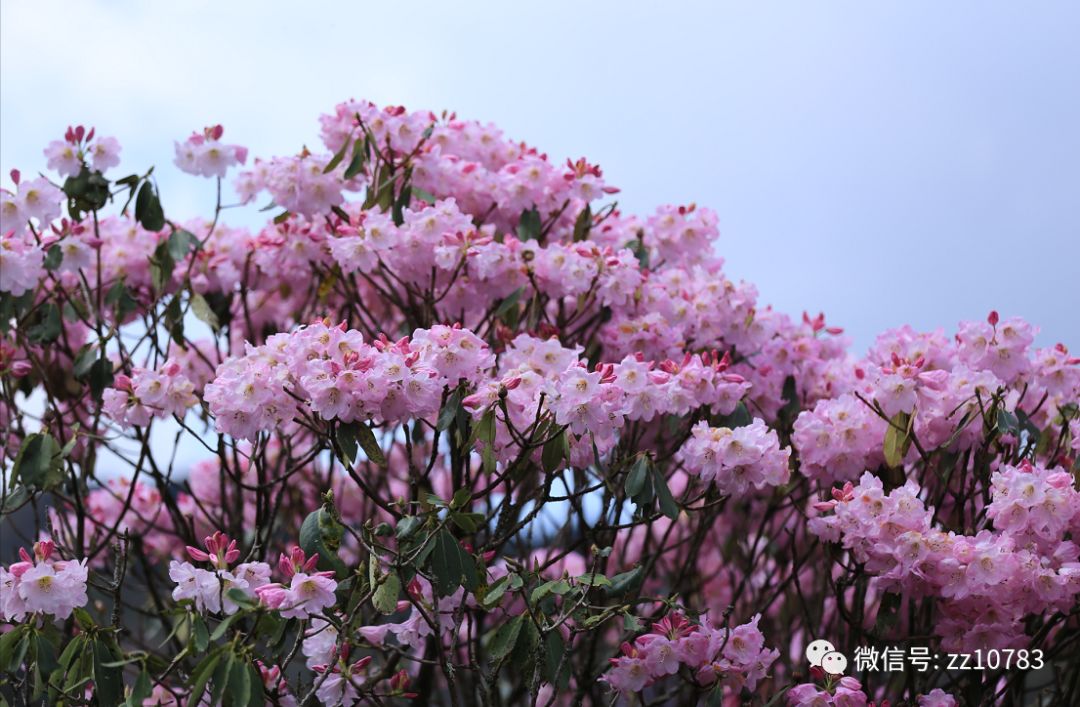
1;100;1078;707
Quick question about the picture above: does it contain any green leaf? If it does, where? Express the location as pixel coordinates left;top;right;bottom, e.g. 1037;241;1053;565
487;614;524;663
209;613;243;642
323;138;352;174
475;408;496;446
343;138;367;180
530;579;570;604
450;488;472;511
192;614;210;653
246;662;264;707
652;466;679;519
190;292;221;331
883;410;913;468
55;634;85;673
27;303;62;343
72;607;95;631
299;506;349;578
412;187;436;204
164;295;185;344
779;375;800;421
210;652;233;706
337;421;386;467
105;280;138;321
92;639;123;707
12;433;64;490
356;422;387;466
437;388;464;432
187;651;221;707
126;668;153;706
168;229;198;261
575;572;611;587
226;655;251;707
0;625;27;671
718;401;752;429
150;239;175;293
335;422;360;465
86;357;115;402
450;511;485;534
480;574;513;608
330;205;351;223
72;345;97;378
372;572;401;614
544;630;571;689
996;408;1020;437
494;288;522;320
273;210;291;224
572;204;592;242
622;613;643;632
395;515;422;540
43;244;63;271
541;430;569;473
135;181;165;232
516;207;542;241
430;530;479;595
874;591;903;635
625;455;649;498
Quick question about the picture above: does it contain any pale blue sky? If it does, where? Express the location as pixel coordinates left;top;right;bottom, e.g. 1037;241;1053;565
2;1;1077;351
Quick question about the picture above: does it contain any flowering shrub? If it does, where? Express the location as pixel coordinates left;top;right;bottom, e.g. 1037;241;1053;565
1;100;1078;707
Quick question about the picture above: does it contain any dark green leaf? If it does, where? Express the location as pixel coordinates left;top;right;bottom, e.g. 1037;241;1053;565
652;467;679;519
395;515;422;540
343;138;367;180
27;303;62;343
625;455;649;498
167;229;198;261
541;430;568;473
135;181;165;231
779;375;800;421
323;138;352;173
190;292;220;331
883;410;913;468
188;651;220;707
92;639;123;707
372;572;400;614
481;574;513;608
330;205;351;223
430;530;479;595
494;288;522;320
0;625;27;671
298;507;349;578
43;244;63;271
354;421;386;466
105;280;138;321
12;433;63;490
572;204;592;242
226;655;251;707
516;207;542;241
127;668;153;706
487;614;524;663
86;357;115;402
192;615;210;653
335;422;360;465
544;630;571;689
436;389;463;432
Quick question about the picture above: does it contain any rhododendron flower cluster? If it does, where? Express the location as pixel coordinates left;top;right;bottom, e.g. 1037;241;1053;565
1;100;1077;706
0;541;88;621
602;612;779;694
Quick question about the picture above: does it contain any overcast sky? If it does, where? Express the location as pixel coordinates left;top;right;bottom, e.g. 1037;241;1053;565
2;1;1077;352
